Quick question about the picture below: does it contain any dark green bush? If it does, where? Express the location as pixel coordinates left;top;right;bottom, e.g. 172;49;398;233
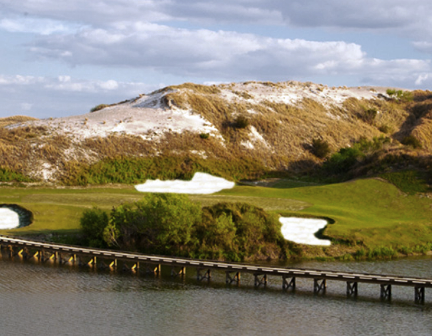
323;147;363;174
80;207;109;247
234;115;250;129
378;125;391;134
199;133;210;139
0;167;33;182
104;193;202;253
79;195;291;261
401;135;422;149
362;108;378;124
311;138;331;158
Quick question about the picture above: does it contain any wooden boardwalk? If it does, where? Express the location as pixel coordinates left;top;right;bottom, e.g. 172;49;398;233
1;235;431;303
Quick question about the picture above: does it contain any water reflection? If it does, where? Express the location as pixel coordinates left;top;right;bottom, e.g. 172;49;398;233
0;252;431;336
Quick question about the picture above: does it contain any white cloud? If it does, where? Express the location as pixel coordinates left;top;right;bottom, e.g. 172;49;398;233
0;16;83;35
2;0;432;38
24;23;431;87
415;74;429;85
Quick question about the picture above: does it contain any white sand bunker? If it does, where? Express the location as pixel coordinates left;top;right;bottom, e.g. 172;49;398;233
280;217;331;246
0;208;20;229
135;172;235;194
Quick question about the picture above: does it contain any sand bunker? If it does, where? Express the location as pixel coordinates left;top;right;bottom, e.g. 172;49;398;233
135;172;235;194
280;217;331;246
0;208;20;229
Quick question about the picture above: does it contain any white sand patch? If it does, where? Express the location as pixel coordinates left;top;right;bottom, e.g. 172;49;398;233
0;208;20;229
280;217;331;246
41;162;54;180
19;89;219;141
222;81;392;109
135;172;235;194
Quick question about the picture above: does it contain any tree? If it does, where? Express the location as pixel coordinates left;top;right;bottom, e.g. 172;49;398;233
80;207;109;247
103;193;202;254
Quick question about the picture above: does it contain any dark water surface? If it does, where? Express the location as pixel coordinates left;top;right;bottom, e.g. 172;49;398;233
1;255;432;336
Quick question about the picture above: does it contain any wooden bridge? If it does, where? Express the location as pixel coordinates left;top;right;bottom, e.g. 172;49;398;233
1;235;431;304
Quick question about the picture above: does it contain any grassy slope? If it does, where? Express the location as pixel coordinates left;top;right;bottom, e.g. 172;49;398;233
219;178;432;248
0;178;431;254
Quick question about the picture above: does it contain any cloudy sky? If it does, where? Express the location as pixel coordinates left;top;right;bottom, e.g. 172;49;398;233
1;0;432;118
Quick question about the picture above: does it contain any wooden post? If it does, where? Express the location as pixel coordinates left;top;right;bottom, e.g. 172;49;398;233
171;266;186;277
226;271;241;285
109;259;117;269
254;273;268;288
282;275;296;290
415;286;425;304
197;268;211;282
346;282;358;297
380;284;392;300
314;278;327;294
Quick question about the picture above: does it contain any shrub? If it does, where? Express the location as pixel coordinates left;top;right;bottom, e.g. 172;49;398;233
401;135;422;149
378;125;391;134
311;138;331;158
323;147;363;174
90;104;109;112
362;108;378;124
234;115;250;129
199;133;210;139
103;193;202;254
386;89;413;102
0;167;33;182
80;207;109;247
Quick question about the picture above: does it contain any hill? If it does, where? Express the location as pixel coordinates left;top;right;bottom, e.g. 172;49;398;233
1;80;432;184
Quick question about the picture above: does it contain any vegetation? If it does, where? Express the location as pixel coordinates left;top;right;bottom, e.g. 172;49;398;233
90;104;110;112
81;194;289;261
62;156;269;186
311;138;331;159
401;135;422;149
386;89;414;102
381;170;429;194
0;167;33;182
199;133;210;139
0;175;431;261
322;136;391;175
234;115;250;129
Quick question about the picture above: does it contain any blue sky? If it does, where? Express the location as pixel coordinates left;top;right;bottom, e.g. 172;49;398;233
1;0;432;118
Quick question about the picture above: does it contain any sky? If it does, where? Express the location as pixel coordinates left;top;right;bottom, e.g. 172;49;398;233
1;0;432;118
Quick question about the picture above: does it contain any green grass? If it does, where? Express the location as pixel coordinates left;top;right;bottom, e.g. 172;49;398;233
1;177;431;257
218;178;432;248
380;170;429;194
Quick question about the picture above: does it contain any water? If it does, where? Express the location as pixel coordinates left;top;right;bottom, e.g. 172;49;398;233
1;254;432;336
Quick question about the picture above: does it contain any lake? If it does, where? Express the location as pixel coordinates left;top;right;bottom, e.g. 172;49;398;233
0;253;431;336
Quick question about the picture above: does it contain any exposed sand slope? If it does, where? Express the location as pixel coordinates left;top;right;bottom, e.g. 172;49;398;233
3;80;406;182
12;81;391;142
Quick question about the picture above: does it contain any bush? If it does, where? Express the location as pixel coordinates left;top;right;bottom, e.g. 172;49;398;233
362;108;378;124
323;147;363;174
378;125;391;134
90;104;109;112
79;196;291;261
103;193;202;254
386;89;413;102
199;133;210;139
311;138;331;158
401;135;422;149
80;207;109;247
234;116;250;129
